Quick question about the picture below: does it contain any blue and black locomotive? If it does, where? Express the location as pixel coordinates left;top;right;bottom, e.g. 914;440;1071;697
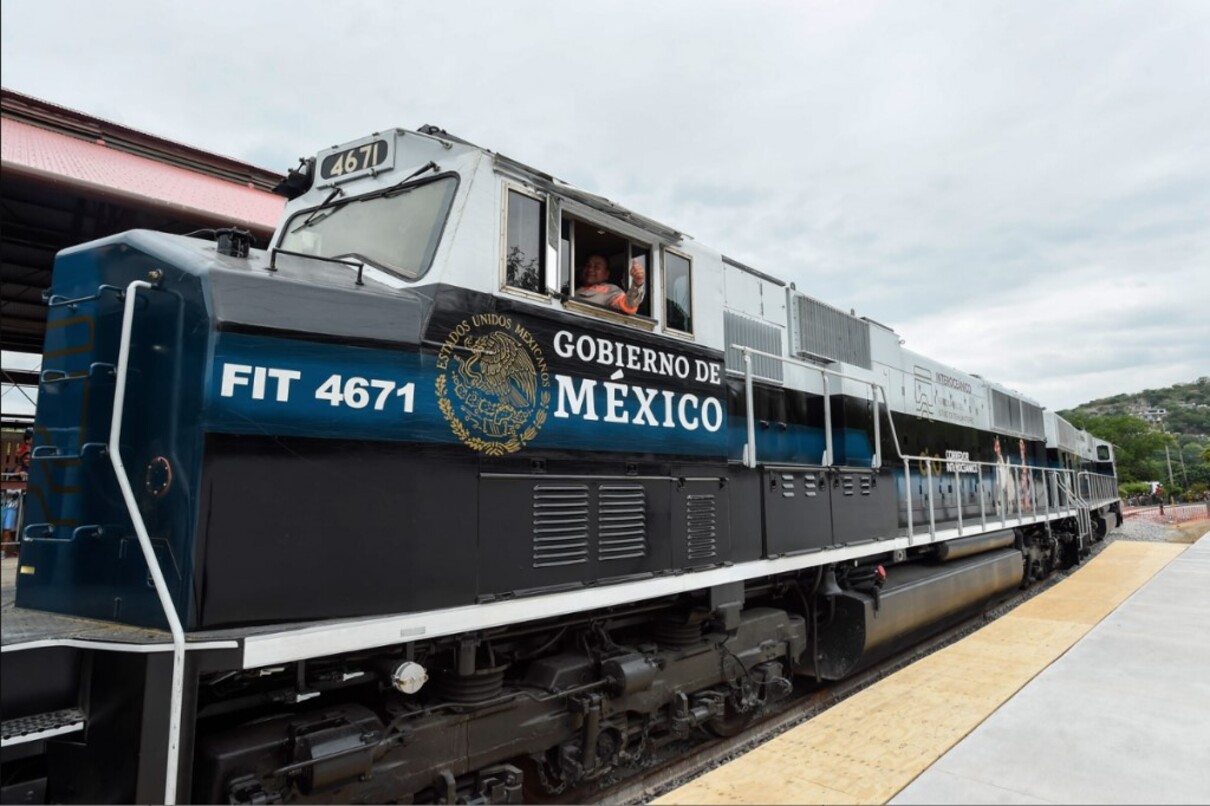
3;125;1120;804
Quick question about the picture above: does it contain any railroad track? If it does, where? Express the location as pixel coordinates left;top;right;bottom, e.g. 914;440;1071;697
546;534;1119;806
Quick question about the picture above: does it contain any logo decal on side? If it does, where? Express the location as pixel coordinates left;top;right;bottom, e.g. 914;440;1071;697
435;315;551;455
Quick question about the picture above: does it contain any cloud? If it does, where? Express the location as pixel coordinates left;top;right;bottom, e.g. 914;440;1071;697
2;0;1207;413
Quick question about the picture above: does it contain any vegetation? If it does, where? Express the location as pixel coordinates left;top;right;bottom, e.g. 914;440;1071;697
1065;378;1210;435
1060;378;1210;501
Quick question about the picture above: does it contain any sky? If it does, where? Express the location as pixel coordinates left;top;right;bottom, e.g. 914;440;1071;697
2;0;1208;415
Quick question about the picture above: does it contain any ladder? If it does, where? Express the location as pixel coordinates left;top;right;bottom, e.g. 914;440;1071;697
1056;474;1093;558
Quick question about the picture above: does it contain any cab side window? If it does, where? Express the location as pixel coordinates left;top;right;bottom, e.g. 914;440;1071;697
561;216;651;318
504;188;545;294
664;249;693;333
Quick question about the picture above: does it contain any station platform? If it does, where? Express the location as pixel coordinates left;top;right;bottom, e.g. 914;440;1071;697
655;534;1209;805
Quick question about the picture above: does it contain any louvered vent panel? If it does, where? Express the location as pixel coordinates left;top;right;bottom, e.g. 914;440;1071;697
791;293;872;369
860;476;872;496
686;494;718;561
803;472;819;497
1021;402;1044;440
532;484;589;568
724;311;783;382
780;472;796;499
842;476;855;497
598;485;647;561
991;389;1022;433
1057;418;1080;452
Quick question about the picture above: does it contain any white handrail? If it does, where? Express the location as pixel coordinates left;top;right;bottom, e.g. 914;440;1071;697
1056;471;1093;545
725;344;1120;545
732;344;902;470
893;454;1111;543
742;351;756;468
821;372;833;468
1077;470;1119;507
107;278;185;805
875;384;905;463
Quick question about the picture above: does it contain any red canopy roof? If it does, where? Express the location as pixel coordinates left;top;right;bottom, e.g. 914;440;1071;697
1;117;284;234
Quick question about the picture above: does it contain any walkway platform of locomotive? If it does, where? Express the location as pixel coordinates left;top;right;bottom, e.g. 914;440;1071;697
1;557;185;650
655;533;1210;805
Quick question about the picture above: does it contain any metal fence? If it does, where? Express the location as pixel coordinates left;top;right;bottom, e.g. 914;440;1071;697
1124;503;1210;525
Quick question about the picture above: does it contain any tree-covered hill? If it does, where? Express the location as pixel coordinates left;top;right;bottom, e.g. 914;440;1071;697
1058;377;1209;497
1060;377;1210;439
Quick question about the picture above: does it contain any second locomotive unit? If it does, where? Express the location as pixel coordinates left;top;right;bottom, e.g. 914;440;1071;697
4;124;1119;804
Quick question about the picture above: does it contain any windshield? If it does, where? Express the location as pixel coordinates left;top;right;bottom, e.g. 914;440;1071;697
278;175;457;281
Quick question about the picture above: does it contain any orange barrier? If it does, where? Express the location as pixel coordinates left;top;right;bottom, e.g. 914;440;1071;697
1123;503;1210;524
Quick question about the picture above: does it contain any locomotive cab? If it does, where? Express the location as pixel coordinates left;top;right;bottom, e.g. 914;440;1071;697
273;128;469;289
16;126;735;631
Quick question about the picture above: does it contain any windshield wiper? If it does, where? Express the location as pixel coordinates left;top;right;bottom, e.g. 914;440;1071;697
382;161;439;197
290;186;345;233
270;247;365;283
290;163;439;233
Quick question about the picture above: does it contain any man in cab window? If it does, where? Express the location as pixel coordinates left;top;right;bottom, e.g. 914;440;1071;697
575;253;645;314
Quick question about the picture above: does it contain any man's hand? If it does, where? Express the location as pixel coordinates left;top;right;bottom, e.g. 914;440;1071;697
629;260;646;287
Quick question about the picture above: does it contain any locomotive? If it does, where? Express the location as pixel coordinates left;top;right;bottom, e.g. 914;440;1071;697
1;124;1120;804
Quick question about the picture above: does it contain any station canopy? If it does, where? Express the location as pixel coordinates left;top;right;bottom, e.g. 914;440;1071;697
1;89;285;416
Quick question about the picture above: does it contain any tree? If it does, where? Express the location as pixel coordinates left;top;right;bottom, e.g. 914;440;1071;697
505;246;542;293
1066;412;1174;483
1119;480;1151;500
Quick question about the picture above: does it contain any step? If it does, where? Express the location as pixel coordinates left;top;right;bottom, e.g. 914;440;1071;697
0;708;85;748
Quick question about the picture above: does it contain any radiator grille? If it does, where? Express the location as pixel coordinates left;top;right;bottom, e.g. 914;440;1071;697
532;484;589;567
686;494;718;560
991;389;1044;439
1021;402;1044;439
991;389;1021;433
1056;417;1080;452
724;311;783;382
790;292;872;369
598;485;647;561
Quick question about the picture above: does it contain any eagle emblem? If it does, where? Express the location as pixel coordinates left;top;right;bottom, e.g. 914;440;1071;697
436;317;550;455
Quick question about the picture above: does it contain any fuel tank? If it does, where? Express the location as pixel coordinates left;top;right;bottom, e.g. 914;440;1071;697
814;547;1025;680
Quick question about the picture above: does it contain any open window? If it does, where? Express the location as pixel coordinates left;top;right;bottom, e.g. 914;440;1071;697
560;217;652;319
663;247;693;334
503;187;546;295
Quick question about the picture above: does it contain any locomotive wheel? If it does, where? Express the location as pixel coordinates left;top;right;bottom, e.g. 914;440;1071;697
706;699;756;737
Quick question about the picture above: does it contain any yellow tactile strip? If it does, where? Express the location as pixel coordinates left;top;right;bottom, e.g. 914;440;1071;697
654;540;1186;805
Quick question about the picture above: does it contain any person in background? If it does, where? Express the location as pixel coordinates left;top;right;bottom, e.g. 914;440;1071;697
575;253;645;314
16;428;32;481
3;430;31;558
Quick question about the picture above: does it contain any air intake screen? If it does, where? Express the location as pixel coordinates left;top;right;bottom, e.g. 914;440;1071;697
532;484;589;567
991;389;1021;433
791;293;872;369
1057;417;1080;451
686;493;718;561
1021;402;1044;439
724;311;783;382
597;485;647;561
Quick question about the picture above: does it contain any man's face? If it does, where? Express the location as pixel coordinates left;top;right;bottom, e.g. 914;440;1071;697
581;256;609;285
